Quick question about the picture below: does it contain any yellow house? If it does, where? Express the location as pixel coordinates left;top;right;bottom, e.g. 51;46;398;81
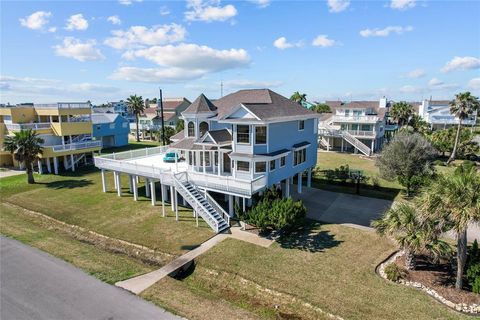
0;102;102;174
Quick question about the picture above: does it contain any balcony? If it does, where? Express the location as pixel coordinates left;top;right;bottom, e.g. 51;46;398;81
34;103;92;116
5;122;52;133
50;141;102;152
345;130;377;137
332;115;379;123
51;122;92;136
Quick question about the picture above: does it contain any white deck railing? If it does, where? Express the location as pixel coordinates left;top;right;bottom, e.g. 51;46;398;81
35;103;91;109
6;123;52;130
332;115;379;123
50;141;102;152
345;130;376;137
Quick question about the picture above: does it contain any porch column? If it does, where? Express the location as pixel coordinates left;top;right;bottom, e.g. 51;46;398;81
175;190;179;221
53;156;59;175
150;180;156;206
37;160;43;174
170;186;175;211
218;149;222;176
202;146;206;173
132;176;138;201
116;172;122;197
63;156;68;169
242;197;246;213
161;184;166;217
128;175;133;193
70;154;75;172
113;171;118;189
327;137;330;151
297;172;303;194
371;139;374;152
228;195;234;217
145;178;151;197
174;154;178;172
307;168;312;188
101;169;107;193
341;139;344;152
46;158;52;173
285;178;290;198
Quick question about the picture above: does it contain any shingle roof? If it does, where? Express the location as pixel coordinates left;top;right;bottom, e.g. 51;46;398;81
170;130;184;142
183;94;217;114
91;113;120;124
204;129;232;144
170;138;214;150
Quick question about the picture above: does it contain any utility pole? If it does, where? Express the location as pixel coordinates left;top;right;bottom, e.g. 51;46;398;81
220;80;223;98
159;88;166;146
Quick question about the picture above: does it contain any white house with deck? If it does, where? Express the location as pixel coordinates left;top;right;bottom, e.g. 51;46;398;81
94;89;320;233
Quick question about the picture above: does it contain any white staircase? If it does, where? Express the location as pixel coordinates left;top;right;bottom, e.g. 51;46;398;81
173;172;230;233
64;153;86;170
319;124;372;156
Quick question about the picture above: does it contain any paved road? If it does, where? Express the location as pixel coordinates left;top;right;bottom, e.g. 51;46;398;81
293;186;479;242
0;236;182;320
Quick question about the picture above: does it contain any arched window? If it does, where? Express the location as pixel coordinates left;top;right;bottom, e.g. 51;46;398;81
199;122;209;136
188;122;195;137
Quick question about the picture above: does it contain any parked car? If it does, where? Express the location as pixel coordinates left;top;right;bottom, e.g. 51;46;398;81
163;152;180;163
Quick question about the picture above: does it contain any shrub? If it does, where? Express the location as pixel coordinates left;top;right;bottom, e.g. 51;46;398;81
371;175;381;190
466;263;480;293
472;277;480;294
462;160;476;170
325;164;350;183
433;159;445;166
384;263;405;282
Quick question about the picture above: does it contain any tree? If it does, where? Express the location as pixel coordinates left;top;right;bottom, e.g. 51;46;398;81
447;92;480;164
126;95;145;142
376;132;436;197
175;119;184;133
390;102;414;127
156;126;176;144
372;202;451;270
290;91;307;104
311;103;331;113
4;129;44;184
407;114;430;135
420;165;480;289
429;127;479;159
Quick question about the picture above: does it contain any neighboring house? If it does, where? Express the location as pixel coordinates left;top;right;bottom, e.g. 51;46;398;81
133;108;159;132
92;113;129;148
110;101;130;118
94;89;320;233
418;99;477;130
152;97;191;127
319;98;392;156
0;102;102;173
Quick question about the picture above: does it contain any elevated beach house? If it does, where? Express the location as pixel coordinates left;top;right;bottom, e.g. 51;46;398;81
94;89;320;233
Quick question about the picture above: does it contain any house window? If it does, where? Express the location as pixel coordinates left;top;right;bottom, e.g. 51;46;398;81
188;151;193;165
96;125;101;130
122;122;128;128
270;160;276;171
237;125;250;144
255;161;266;173
298;120;305;130
293;149;306;166
345;109;350;116
200;152;210;166
199;122;209;136
237;161;250;172
169;121;174;125
188;122;195;137
109;123;115;129
255;126;267;144
280;156;286;167
361;124;371;131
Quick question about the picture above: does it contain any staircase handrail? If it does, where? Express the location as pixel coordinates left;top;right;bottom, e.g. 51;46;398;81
205;192;230;226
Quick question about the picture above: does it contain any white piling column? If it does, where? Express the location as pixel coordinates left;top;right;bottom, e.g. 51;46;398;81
128;175;133;193
196;211;199;227
297;172;303;194
133;176;138;201
145;178;151;197
70;154;75;172
175;189;178;221
161;184;166;217
285;178;290;198
307;168;312;188
242;197;246;212
170;186;175;211
46;158;52;173
53;157;59;175
101;169;107;193
228;195;234;217
113;171;118;189
150;180;156;206
37;160;43;174
63;156;68;169
116;172;122;197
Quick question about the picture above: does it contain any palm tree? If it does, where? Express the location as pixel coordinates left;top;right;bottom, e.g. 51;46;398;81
126;94;145;142
372;202;450;270
408;114;430;135
390;102;414;127
420;165;480;289
447;92;480;164
4;129;44;184
290;91;307;104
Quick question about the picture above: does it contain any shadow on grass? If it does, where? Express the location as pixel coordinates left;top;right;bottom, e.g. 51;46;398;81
311;178;402;201
41;179;93;189
278;221;342;253
180;244;200;250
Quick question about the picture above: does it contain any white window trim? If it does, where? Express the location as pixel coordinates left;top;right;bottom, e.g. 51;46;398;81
298;120;305;131
269;159;276;172
236;160;250;173
280;156;286;168
254;125;267;145
254;161;267;174
236;124;251;145
292;148;307;167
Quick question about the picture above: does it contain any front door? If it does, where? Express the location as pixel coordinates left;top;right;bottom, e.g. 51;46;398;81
223;153;231;173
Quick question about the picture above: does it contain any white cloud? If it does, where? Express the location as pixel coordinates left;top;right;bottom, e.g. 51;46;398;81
223;79;283;89
104;24;186;49
48;27;57;33
428;77;443;86
327;0;350;13
107;15;121;25
468;78;480;90
441;56;480;73
185;0;237;22
118;0;143;5
273;37;303;50
159;6;171;16
65;14;89;31
405;68;426;78
390;0;416;10
19;11;54;31
112;43;250;82
399;85;423;94
312;35;337;47
53;37;104;62
249;0;271;8
360;25;413;37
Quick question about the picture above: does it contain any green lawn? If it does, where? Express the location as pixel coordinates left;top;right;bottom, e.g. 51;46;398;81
143;222;468;320
100;140;161;154
0;167;212;258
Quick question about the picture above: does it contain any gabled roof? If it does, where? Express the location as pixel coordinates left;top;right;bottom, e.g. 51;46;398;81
91;113;121;124
198;129;232;145
170;130;184;142
183;94;217;114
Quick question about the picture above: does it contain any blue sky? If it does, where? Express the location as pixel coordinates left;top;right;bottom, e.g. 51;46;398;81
1;0;479;104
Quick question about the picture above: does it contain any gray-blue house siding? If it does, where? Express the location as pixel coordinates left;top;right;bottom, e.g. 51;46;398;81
92;113;129;148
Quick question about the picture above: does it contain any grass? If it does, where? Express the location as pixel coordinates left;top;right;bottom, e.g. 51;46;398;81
0;202;153;284
100;140;161;154
142;222;469;320
0;167;212;257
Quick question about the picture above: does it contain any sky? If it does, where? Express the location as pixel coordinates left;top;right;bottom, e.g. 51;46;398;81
1;0;479;105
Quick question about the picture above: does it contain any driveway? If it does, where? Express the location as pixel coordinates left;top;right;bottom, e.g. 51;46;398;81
0;236;182;320
293;186;479;242
0;169;25;179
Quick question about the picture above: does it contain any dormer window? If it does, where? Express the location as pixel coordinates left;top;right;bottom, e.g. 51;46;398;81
199;121;209;136
187;122;195;137
298;120;305;131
